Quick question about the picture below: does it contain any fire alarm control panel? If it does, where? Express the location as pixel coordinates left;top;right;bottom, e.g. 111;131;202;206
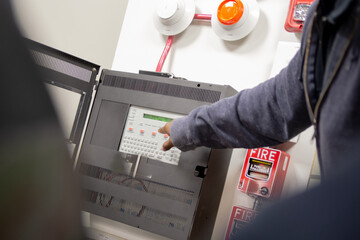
27;39;238;240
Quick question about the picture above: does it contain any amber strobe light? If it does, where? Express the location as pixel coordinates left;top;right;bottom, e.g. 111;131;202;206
212;0;259;41
217;0;244;25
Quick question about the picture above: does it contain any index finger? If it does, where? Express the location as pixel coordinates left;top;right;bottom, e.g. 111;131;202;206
158;121;172;135
158;125;167;134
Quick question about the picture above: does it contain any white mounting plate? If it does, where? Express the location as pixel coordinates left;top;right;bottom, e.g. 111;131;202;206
154;0;196;36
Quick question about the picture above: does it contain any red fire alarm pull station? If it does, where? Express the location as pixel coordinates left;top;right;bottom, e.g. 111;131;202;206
238;148;290;199
285;0;315;32
225;206;258;240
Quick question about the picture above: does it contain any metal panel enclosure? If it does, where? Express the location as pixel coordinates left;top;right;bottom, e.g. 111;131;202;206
77;70;237;240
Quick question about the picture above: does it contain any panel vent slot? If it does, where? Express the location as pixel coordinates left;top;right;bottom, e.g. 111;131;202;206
30;50;93;82
103;75;221;103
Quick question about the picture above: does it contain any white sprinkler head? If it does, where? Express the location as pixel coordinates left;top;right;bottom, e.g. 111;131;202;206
154;0;196;36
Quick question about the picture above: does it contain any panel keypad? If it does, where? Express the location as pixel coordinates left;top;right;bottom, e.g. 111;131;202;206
119;106;183;165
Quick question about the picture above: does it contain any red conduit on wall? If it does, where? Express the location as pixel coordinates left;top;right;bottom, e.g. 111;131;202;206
156;35;174;72
194;14;212;21
155;14;211;72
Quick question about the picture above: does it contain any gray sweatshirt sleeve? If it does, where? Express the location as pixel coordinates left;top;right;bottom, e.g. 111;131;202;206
170;50;312;152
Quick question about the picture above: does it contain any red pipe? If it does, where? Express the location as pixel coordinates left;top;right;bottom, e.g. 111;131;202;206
194;14;212;21
155;14;211;72
156;35;174;72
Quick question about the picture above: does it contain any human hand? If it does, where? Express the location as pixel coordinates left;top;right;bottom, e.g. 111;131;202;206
158;121;174;151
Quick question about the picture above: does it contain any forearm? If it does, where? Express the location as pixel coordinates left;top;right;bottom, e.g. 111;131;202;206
171;51;311;151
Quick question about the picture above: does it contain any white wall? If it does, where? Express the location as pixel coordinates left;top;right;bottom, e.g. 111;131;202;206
112;0;301;90
11;0;128;69
112;0;316;239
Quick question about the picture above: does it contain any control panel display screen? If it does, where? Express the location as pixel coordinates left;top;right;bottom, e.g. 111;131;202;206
143;113;172;123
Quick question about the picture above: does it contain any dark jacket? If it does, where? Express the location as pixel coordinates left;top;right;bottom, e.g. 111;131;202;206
172;1;360;238
171;0;360;179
